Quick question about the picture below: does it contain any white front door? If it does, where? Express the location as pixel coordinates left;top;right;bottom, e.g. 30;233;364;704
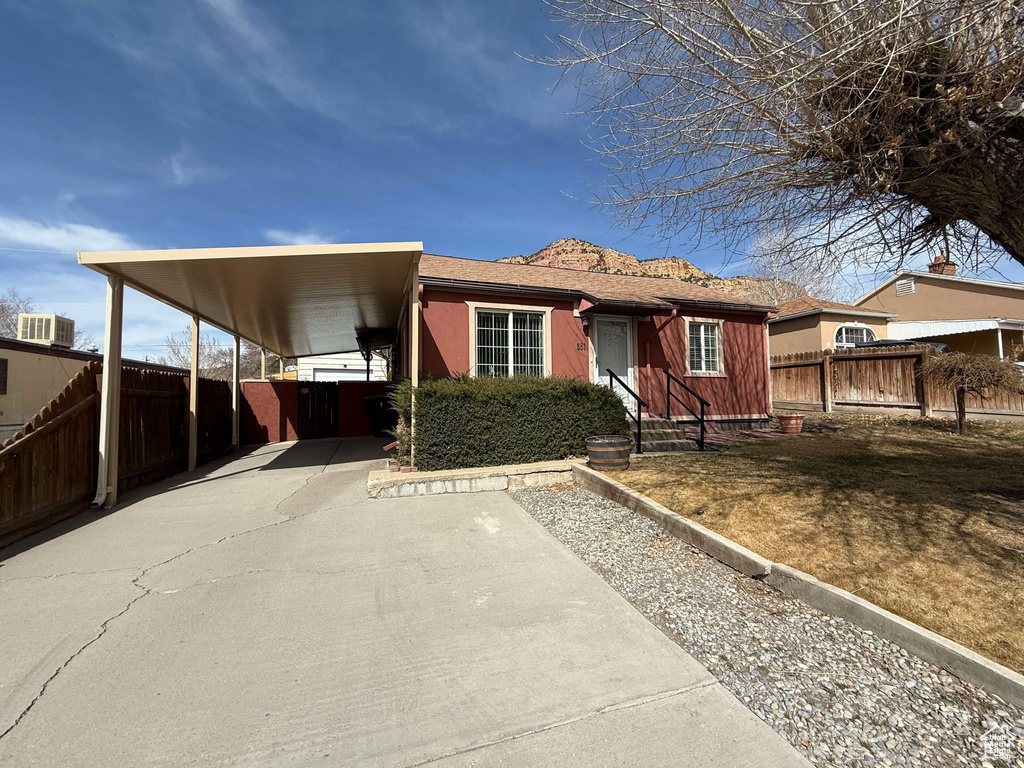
593;317;634;412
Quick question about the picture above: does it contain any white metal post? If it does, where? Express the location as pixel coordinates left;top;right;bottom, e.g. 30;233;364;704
998;328;1005;359
232;334;240;450
260;348;267;379
188;315;199;471
93;276;123;508
279;356;284;378
409;261;420;466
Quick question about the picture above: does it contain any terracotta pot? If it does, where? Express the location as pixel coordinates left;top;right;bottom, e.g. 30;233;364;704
586;435;632;471
777;414;805;434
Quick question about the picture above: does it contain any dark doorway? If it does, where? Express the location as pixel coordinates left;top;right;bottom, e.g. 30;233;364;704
297;382;339;440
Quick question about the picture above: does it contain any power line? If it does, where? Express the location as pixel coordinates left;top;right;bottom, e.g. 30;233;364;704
0;247;77;254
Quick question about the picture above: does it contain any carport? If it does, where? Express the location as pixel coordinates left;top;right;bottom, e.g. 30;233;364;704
78;241;423;507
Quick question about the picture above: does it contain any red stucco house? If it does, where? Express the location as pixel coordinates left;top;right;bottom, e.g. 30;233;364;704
398;254;776;431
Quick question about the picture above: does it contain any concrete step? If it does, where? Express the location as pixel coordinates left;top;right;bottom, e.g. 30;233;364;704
639;439;699;453
639;417;676;430
632;428;692;441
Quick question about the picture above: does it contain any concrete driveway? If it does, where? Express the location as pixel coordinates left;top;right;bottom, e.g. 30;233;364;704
0;439;807;767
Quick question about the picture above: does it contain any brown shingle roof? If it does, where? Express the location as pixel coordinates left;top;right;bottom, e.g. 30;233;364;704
419;253;773;313
775;296;894;318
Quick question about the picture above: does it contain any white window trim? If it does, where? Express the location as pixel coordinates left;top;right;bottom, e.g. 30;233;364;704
834;322;877;349
466;301;553;377
682;316;727;378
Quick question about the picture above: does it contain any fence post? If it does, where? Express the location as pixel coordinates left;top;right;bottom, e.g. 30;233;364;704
821;350;833;413
918;348;933;417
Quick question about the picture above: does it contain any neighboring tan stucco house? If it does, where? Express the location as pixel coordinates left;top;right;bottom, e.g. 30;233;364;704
0;337;184;440
856;255;1024;358
768;296;895;356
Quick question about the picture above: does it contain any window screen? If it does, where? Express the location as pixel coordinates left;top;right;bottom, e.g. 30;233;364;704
476;311;510;377
476;310;544;377
688;322;720;373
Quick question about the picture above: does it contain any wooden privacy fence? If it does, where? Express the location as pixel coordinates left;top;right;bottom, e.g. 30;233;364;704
771;345;1024;418
0;362;234;548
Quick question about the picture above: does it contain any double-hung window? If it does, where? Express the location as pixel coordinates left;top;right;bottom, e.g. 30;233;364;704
475;309;544;377
688;322;721;374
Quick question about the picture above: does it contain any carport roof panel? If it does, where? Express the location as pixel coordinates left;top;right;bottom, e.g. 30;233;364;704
79;242;422;358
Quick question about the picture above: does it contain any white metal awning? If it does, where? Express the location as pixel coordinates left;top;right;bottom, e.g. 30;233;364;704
79;242;422;358
887;318;1024;340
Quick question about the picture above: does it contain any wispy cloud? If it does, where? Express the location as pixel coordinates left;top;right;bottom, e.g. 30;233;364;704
196;0;346;122
400;2;576;131
0;216;142;252
166;141;217;187
263;228;333;246
31;0;359;128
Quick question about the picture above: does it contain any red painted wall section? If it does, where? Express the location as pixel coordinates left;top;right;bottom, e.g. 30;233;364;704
242;381;298;444
420;289;470;375
637;312;769;418
420;288;589;379
338;381;391;437
416;286;769;419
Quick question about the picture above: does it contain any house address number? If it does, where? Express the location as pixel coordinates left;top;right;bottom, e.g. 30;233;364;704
576;342;586;351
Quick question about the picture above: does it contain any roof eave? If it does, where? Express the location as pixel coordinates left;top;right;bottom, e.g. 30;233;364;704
769;307;897;324
667;298;776;315
420;276;773;314
419;275;596;302
854;270;1024;305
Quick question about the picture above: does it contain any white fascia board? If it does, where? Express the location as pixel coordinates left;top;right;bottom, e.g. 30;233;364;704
887;318;1006;339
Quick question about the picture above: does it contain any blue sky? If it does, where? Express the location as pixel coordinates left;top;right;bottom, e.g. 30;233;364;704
1;0;1022;356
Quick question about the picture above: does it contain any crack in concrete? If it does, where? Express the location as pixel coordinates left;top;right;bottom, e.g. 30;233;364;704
406;679;719;767
0;584;148;741
0;567;139;584
0;460;339;743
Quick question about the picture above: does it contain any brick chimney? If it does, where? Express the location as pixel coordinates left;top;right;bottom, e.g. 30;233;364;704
927;253;957;276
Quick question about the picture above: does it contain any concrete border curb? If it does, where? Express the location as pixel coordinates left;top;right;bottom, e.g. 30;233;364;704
571;465;772;578
571;464;1024;708
368;461;575;498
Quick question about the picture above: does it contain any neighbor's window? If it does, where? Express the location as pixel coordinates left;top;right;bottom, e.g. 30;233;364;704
689;322;720;373
476;310;544;377
0;358;7;395
835;325;877;348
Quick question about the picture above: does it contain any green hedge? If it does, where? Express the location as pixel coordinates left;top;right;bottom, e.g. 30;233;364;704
391;375;629;471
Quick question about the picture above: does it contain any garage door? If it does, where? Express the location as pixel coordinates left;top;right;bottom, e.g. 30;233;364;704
313;368;366;382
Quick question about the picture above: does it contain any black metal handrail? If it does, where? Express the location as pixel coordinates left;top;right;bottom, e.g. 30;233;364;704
663;369;709;451
606;368;647;453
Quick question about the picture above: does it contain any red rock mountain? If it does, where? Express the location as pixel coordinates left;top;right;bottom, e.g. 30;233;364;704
498;238;802;305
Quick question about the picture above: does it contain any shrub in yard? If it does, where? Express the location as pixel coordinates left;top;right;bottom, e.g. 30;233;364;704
390;375;629;471
922;352;1024;434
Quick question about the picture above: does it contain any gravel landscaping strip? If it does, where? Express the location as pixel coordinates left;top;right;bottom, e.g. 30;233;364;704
510;485;1024;768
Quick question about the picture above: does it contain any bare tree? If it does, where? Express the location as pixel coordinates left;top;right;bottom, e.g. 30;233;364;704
159;326;233;379
923;352;1023;434
746;230;857;304
544;0;1024;273
0;288;33;339
158;326;290;380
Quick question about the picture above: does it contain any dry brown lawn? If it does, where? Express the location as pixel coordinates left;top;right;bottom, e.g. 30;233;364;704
607;413;1024;673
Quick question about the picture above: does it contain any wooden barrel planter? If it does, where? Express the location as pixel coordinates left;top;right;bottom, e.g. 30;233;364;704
586;435;633;471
